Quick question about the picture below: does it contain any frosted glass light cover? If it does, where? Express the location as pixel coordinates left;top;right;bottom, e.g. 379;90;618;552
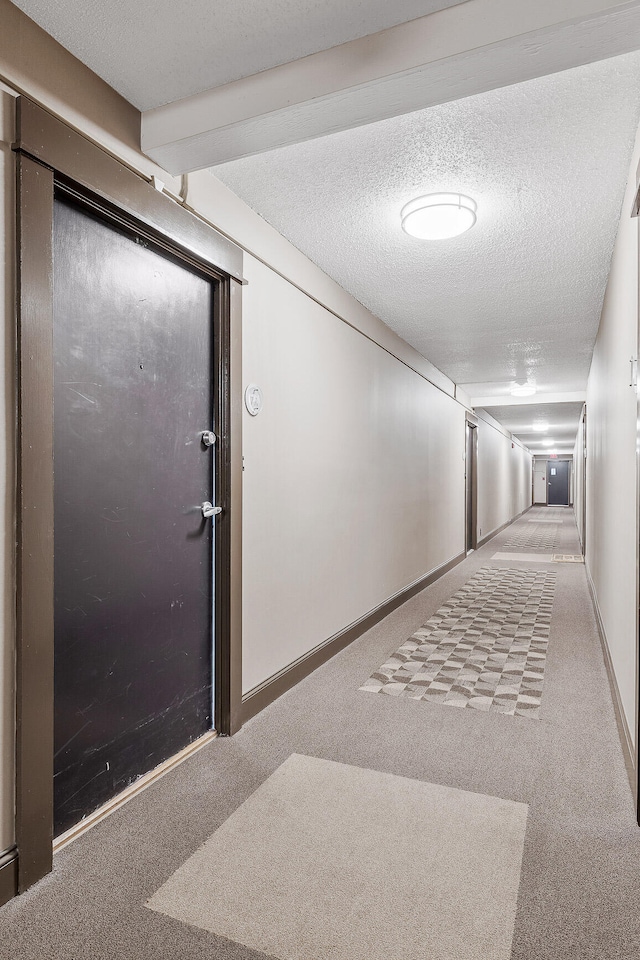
401;193;477;240
511;384;536;397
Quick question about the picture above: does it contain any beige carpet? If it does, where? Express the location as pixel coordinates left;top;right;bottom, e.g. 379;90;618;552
147;753;528;960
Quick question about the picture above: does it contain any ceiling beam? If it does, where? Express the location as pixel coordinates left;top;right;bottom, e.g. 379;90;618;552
141;0;640;173
470;392;586;407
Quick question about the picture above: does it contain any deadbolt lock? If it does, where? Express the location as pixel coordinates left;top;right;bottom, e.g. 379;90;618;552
201;431;217;447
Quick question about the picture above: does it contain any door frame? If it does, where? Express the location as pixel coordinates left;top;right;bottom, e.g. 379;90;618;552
580;405;587;554
14;97;244;893
464;412;478;552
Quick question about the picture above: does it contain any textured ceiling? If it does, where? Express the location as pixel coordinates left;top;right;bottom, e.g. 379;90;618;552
10;0;464;110
480;403;584;451
215;54;640;398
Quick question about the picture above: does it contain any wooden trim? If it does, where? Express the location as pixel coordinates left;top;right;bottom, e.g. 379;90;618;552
636;210;640;824
580;404;587;555
632;167;640;218
53;731;217;853
213;277;243;736
0;847;18;907
476;506;530;549
15;152;55;893
241;551;466;724
0;849;17;907
15;98;243;283
465;422;478;552
585;564;637;806
13;95;243;894
227;279;243;734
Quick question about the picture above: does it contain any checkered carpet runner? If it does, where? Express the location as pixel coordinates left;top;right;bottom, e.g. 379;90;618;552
503;525;558;551
361;566;556;719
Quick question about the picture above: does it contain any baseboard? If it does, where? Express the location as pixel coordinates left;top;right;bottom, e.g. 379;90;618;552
53;730;218;853
0;846;18;907
241;551;466;724
476;505;531;550
585;564;637;805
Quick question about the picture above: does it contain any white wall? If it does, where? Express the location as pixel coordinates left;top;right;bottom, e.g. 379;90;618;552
585;120;640;751
242;256;466;692
476;412;532;541
0;91;14;854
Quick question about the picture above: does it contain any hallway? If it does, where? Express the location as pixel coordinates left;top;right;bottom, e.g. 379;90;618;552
1;507;637;959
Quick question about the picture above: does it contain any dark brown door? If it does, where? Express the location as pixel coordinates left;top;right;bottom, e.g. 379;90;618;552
53;197;215;835
547;459;570;505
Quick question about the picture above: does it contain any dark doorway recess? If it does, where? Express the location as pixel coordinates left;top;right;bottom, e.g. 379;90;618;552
547;460;570;505
581;407;587;554
53;198;215;835
15;97;243;894
465;419;478;552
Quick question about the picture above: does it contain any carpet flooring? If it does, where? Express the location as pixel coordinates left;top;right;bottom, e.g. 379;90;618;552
148;754;528;960
492;551;554;563
361;566;556;718
503;526;558;551
1;505;639;959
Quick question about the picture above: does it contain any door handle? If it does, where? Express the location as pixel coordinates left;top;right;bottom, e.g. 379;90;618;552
201;501;222;518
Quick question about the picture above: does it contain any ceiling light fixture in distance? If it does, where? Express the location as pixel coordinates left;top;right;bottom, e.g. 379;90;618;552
401;193;477;240
511;383;536;397
532;422;548;432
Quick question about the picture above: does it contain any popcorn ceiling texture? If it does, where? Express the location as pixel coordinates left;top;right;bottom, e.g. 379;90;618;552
215;55;640;395
9;0;463;110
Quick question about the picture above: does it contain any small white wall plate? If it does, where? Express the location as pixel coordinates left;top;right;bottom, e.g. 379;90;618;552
245;384;264;416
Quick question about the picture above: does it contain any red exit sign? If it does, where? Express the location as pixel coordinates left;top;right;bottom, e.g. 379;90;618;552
549;453;558;459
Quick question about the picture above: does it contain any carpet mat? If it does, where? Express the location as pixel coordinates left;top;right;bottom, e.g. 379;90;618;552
503;526;558;551
361;566;556;718
147;754;528;960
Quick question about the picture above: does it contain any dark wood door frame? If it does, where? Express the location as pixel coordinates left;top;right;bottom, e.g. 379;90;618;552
465;413;478;552
636;201;640;824
13;97;243;894
580;405;587;555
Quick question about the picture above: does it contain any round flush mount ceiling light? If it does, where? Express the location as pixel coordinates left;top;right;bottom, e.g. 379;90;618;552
401;193;477;240
532;422;549;432
511;383;536;397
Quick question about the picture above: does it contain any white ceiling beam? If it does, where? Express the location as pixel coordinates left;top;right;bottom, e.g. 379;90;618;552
142;0;640;173
471;392;586;407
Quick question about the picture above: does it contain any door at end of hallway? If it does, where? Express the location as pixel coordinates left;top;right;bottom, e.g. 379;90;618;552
547;459;570;506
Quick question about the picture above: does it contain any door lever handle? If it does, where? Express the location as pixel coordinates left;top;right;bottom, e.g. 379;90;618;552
201;501;222;518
